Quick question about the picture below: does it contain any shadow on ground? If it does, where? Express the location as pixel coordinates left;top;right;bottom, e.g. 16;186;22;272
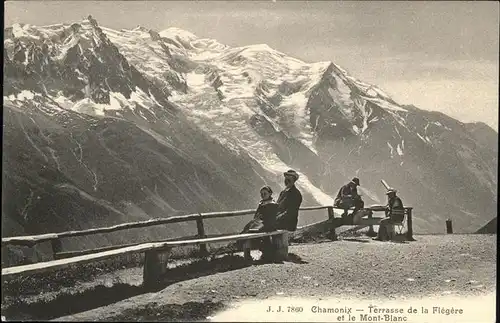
2;253;306;321
106;300;225;322
341;238;371;243
286;253;308;264
389;240;410;244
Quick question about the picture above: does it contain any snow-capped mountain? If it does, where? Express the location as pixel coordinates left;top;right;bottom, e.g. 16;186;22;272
2;17;497;262
101;20;496;231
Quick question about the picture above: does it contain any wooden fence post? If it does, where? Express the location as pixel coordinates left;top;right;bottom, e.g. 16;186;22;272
243;240;252;261
143;247;171;287
196;214;208;257
327;206;334;219
367;211;376;237
273;231;289;261
51;239;62;259
406;208;415;241
446;219;453;234
327;207;337;241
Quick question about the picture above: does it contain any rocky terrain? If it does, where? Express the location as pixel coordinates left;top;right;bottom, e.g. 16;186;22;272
1;235;495;321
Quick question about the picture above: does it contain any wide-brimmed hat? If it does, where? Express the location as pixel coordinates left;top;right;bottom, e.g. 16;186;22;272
283;169;299;181
385;188;397;195
351;177;360;186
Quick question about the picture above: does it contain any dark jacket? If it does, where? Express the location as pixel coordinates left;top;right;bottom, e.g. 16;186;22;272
275;185;303;231
334;183;361;207
386;196;404;222
242;199;278;233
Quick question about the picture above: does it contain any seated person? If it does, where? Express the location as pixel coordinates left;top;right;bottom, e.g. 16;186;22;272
374;188;405;241
334;177;364;217
242;186;277;233
241;186;278;259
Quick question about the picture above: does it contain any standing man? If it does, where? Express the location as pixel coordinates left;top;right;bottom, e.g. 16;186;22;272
334;177;364;217
275;170;303;232
374;188;405;241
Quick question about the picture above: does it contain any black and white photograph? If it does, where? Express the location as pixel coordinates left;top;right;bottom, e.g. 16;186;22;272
2;1;497;322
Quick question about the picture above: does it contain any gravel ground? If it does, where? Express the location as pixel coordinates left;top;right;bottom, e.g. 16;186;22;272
46;234;496;322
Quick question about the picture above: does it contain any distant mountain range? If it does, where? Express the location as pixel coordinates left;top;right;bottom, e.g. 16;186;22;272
2;16;497;261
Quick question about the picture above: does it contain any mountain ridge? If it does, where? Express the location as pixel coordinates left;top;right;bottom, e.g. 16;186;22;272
2;17;497;265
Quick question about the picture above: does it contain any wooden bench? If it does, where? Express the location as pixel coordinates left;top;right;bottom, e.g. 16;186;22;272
293;207;414;241
0;210;289;260
1;230;289;286
2;204;413;276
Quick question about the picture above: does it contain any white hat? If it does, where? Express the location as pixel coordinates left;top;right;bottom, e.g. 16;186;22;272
385;188;397;195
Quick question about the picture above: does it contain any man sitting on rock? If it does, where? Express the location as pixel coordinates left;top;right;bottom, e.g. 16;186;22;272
334;177;364;217
373;188;405;241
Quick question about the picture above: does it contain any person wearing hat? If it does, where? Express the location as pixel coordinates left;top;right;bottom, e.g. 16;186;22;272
374;188;405;241
275;170;303;232
240;186;278;261
333;177;364;217
241;186;278;233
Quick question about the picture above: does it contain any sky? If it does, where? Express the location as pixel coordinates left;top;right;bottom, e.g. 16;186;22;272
4;1;499;130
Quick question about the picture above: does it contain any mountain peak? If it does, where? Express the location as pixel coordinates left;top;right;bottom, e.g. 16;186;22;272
132;25;150;32
83;15;99;28
159;27;198;41
244;43;273;51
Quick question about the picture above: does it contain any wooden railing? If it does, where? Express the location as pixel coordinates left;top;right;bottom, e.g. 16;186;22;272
2;231;291;283
1;206;414;262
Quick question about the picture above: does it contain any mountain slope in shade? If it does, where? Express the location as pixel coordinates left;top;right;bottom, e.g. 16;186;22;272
2;79;288;264
475;217;497;234
2;17;497;264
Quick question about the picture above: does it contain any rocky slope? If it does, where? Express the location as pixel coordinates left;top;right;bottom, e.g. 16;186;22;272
476;217;497;234
2;17;497;263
